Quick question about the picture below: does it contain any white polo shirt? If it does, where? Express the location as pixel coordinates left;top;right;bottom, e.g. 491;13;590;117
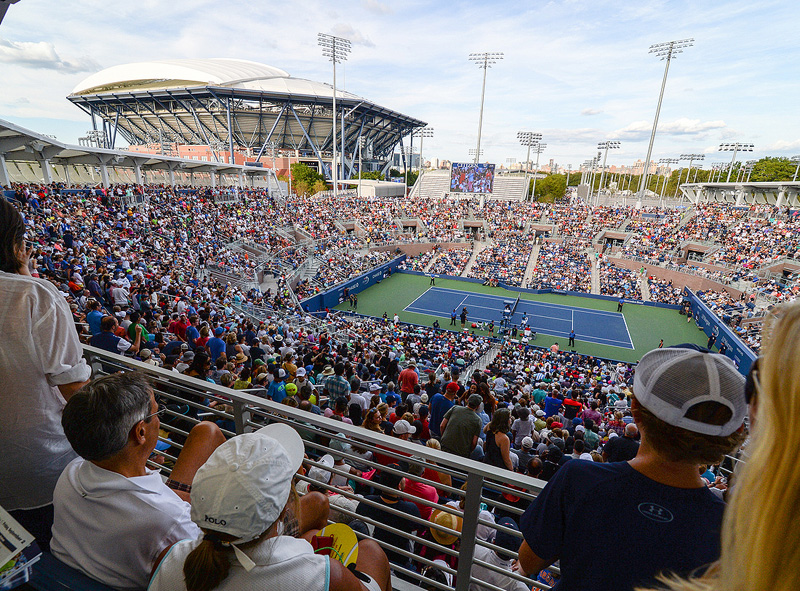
51;458;201;590
0;272;91;510
149;535;330;591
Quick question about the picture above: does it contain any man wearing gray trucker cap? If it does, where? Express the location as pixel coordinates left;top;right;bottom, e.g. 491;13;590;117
514;347;748;591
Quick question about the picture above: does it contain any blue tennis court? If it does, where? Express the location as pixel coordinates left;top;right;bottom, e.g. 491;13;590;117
404;286;634;349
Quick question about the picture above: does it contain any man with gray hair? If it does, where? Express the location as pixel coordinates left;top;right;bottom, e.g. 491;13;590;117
50;372;225;590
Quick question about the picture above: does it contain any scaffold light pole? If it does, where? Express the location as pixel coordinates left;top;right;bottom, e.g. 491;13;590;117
719;143;754;183
518;131;542;200
318;32;351;198
792;155;800;182
597;141;620;202
415;126;434;177
637;38;694;201
530;143;547;202
469;52;503;164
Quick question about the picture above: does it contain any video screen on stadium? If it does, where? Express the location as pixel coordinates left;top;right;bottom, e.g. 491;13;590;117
450;162;495;194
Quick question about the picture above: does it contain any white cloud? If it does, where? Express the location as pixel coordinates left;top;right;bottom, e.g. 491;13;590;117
362;0;391;14
581;108;602;116
765;139;800;152
614;118;726;140
329;23;375;48
0;37;99;73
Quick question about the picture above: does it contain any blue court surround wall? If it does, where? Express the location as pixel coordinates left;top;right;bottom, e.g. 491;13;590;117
683;288;757;374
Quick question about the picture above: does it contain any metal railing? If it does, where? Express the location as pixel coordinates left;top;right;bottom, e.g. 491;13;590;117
81;345;555;591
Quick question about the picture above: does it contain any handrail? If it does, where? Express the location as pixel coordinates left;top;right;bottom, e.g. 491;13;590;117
80;344;552;591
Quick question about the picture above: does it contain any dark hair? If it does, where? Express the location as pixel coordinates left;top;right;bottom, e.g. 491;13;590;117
0;199;25;273
379;464;404;491
487;407;511;434
348;403;363;426
634;395;745;465
62;372;154;461
100;315;117;332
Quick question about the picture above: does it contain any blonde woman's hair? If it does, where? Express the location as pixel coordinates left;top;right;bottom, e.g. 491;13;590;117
643;301;800;591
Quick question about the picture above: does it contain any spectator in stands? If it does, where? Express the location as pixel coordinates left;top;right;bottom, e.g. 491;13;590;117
514;347;747;591
648;302;800;591
429;381;458;439
90;314;143;355
51;372;225;589
403;459;439;520
602;423;640;462
470;518;529;591
356;464;422;574
150;424;390;591
440;394;483;459
0;198;92;551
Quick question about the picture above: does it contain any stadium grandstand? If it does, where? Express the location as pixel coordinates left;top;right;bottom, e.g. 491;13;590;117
67;58;426;181
3;27;800;591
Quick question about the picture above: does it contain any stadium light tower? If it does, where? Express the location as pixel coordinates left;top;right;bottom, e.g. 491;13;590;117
719;143;754;183
529;143;547;202
518;131;542;200
792;155;800;182
318;32;351;198
597;141;620;200
469;52;504;164
469;148;484;161
414;126;434;176
637;38;694;201
679;153;704;186
657;158;679;201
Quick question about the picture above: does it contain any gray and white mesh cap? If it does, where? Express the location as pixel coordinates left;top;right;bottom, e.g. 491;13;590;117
633;347;746;436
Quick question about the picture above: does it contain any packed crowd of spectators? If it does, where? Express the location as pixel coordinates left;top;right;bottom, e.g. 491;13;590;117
467;233;532;286
598;262;640;298
527;241;591;292
434;246;473;276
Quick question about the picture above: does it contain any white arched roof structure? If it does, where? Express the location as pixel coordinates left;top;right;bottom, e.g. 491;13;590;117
67;58;425;178
71;58;363;101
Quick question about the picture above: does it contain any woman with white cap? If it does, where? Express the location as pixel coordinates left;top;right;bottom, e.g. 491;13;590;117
148;423;391;591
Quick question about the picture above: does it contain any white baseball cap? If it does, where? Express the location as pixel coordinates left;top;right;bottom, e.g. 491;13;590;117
633;347;746;436
296;367;306;377
521;436;534;449
190;423;304;563
393;419;416;435
307;454;334;485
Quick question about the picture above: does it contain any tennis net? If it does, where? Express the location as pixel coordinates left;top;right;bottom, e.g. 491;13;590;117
511;294;521;315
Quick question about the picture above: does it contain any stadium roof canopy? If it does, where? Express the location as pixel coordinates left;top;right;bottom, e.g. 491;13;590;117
0;117;274;188
68;58;426;178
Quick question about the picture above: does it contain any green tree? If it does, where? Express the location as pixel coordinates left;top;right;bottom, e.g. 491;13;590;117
312;179;329;195
355;171;384;180
533;174;567;201
405;171;419;187
290;162;327;194
750;157;798;182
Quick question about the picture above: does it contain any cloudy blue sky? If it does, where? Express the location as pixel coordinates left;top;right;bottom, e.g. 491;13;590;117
1;0;798;170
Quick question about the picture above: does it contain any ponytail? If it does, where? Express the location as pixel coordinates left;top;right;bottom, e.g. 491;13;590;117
184;533;232;591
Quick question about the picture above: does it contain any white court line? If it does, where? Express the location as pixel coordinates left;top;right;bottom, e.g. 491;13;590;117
404;305;632;348
427;285;621;319
405;287;435;310
621;313;635;350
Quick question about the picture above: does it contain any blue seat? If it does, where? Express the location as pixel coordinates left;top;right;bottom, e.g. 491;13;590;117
29;553;116;591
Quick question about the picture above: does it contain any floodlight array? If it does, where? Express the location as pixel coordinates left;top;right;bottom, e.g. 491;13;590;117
318;33;351;63
648;38;694;60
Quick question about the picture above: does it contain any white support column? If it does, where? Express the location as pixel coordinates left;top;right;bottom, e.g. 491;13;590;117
211;171;217;189
238;171;244;189
169;168;176;187
62;163;71;187
189;171;194;187
134;162;143;185
99;161;110;188
776;187;786;208
39;158;53;184
735;187;743;207
0;153;9;187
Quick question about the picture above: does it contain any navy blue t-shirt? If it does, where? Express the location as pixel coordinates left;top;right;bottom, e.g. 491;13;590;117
429;394;454;437
520;460;724;591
